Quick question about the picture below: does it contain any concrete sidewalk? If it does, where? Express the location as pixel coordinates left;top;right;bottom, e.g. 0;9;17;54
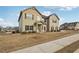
12;34;79;53
74;49;79;53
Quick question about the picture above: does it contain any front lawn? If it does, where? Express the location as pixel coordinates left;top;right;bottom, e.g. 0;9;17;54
0;31;78;52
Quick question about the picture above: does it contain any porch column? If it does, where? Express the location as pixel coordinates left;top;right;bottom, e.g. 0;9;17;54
36;24;39;32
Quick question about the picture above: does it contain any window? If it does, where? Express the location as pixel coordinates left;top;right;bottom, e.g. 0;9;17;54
51;26;54;31
25;25;33;30
25;25;29;30
25;13;34;20
44;27;46;31
27;14;33;20
30;26;33;30
52;20;57;23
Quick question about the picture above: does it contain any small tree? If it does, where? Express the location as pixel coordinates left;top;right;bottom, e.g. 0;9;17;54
0;26;2;31
0;28;1;31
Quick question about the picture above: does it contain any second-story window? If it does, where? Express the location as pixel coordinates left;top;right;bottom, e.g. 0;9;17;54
52;20;57;23
25;13;34;20
27;14;32;20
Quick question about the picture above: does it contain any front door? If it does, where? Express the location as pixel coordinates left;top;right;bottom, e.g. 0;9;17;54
38;24;41;32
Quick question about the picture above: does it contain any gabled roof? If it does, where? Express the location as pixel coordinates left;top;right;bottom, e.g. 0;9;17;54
18;7;44;21
48;13;60;20
18;7;60;21
23;7;42;15
18;11;22;21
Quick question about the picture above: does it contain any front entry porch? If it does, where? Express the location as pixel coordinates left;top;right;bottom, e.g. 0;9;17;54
36;23;43;32
34;21;44;33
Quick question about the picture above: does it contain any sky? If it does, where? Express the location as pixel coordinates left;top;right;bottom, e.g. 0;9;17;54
0;6;79;27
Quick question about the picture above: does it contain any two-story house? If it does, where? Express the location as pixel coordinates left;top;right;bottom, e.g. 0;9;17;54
18;7;60;33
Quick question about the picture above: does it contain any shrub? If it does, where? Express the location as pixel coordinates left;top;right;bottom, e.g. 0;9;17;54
12;31;16;34
32;31;36;33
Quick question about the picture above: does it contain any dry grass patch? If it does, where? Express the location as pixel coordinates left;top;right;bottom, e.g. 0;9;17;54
55;40;79;53
0;31;78;52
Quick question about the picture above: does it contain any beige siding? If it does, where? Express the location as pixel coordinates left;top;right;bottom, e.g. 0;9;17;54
20;8;44;32
49;15;59;31
19;7;60;32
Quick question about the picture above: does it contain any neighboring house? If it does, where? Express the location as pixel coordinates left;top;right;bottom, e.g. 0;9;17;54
47;14;60;32
18;7;60;33
1;26;19;32
60;22;79;30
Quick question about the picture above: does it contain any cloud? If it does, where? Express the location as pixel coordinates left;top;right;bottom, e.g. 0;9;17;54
44;6;78;11
0;18;6;27
59;6;78;11
0;18;4;22
0;18;16;27
42;11;52;16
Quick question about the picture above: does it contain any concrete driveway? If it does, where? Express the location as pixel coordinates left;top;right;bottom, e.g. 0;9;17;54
12;34;79;53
